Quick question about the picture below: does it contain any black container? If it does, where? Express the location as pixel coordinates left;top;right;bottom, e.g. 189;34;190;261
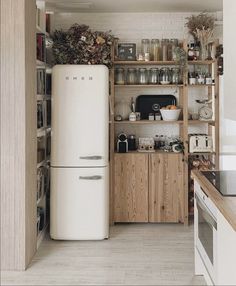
128;135;136;151
136;94;176;120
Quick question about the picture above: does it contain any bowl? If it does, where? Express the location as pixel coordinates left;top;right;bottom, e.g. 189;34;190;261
160;109;181;121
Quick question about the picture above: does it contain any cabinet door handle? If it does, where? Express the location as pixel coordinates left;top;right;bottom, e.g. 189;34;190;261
79;176;102;180
80;156;102;160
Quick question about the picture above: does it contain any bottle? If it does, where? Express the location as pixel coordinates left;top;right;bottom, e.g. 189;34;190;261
128;135;136;151
188;43;195;61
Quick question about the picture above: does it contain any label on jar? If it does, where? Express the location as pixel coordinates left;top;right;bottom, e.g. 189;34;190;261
189;78;196;85
206;78;212;85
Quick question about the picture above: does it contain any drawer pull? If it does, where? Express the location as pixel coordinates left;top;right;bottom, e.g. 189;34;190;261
79;175;102;180
80;156;102;160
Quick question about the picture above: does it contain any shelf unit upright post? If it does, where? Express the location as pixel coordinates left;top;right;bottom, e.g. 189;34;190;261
109;41;116;224
36;0;52;248
187;41;220;218
182;40;190;225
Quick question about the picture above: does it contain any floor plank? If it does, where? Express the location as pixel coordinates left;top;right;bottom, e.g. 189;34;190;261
1;224;206;285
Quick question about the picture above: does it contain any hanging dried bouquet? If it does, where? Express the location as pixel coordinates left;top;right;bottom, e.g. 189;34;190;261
52;24;115;68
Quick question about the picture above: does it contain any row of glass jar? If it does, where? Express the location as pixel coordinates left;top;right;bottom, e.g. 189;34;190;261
188;72;213;85
115;67;183;85
140;39;179;61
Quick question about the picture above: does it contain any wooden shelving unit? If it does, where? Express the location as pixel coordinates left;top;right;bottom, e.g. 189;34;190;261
36;0;52;249
109;40;219;226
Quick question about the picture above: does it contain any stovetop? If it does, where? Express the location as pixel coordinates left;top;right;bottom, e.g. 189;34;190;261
201;171;236;197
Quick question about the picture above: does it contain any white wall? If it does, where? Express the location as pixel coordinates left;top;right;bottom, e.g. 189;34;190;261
220;0;236;168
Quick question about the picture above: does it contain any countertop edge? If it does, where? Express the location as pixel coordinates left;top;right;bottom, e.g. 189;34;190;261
191;170;236;231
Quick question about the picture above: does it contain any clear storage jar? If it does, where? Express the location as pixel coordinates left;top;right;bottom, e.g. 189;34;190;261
171;68;180;84
115;68;125;85
138;68;149;84
159;67;171;84
126;68;137;85
151;39;160;61
161;39;169;61
149;68;159;84
170;39;179;61
141;39;150;60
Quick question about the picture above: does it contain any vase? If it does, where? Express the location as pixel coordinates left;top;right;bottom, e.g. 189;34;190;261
115;100;131;120
200;40;208;61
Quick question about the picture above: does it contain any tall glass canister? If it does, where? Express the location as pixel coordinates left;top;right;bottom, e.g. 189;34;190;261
151;39;160;61
161;39;169;61
141;39;150;61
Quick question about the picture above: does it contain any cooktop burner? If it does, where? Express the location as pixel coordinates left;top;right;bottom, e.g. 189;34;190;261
201;171;236;197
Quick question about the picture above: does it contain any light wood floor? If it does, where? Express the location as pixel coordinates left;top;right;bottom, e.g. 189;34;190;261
1;224;206;285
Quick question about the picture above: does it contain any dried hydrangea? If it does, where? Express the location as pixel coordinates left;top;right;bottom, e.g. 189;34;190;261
186;12;215;41
52;24;115;68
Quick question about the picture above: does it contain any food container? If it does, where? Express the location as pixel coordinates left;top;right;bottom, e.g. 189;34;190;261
126;68;137;85
138;68;148;84
160;67;171;84
115;68;125;85
149;68;159;84
141;39;150;59
151;39;160;61
160;109;181;121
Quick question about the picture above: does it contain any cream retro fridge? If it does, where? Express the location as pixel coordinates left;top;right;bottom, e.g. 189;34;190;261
50;65;109;240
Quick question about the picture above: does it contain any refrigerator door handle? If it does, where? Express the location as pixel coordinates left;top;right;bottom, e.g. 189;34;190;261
79;175;102;180
79;156;103;160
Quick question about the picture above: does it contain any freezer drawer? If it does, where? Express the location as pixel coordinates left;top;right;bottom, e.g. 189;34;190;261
51;65;109;167
50;166;109;240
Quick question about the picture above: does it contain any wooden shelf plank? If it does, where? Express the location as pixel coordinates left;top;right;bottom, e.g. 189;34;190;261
37;127;46;137
188;84;215;87
188;60;216;65
114;60;176;65
36;59;46;68
37;94;44;101
188;152;216;156
115;84;183;88
188;120;215;125
114;120;183;124
37;159;46;168
115;150;183;155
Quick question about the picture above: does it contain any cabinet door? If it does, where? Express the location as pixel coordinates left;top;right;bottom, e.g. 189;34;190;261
114;153;148;222
149;153;184;223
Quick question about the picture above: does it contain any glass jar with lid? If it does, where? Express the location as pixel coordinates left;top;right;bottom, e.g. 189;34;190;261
171;68;180;84
159;67;171;84
138;68;149;85
170;39;179;61
149;68;159;84
161;39;169;61
151;39;160;61
115;68;125;85
126;68;137;85
141;39;150;60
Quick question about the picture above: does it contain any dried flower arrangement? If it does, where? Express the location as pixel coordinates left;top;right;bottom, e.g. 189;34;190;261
51;24;115;67
186;12;215;60
186;12;215;41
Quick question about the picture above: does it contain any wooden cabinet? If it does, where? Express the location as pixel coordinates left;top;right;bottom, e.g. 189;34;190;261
114;153;149;222
149;153;184;223
114;153;184;223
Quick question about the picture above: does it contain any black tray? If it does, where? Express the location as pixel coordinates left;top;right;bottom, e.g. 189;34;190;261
136;94;177;119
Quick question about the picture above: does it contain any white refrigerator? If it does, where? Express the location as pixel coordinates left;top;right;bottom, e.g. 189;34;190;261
50;65;109;240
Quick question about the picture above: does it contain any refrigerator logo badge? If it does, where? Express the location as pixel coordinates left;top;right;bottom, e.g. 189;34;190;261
64;76;94;80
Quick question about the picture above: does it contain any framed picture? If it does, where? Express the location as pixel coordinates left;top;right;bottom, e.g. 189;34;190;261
117;43;136;61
